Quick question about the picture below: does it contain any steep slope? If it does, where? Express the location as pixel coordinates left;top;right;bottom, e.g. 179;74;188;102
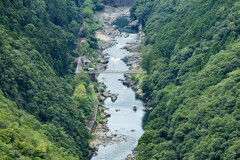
130;0;240;159
0;0;104;159
0;90;80;159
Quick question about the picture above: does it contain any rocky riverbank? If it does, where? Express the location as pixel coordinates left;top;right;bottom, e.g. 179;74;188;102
121;74;153;113
89;105;124;158
97;82;119;102
90;5;146;160
95;6;128;50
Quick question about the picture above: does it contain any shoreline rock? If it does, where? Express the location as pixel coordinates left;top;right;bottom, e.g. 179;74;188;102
91;5;149;160
90;6;133;159
89;106;119;158
125;148;137;160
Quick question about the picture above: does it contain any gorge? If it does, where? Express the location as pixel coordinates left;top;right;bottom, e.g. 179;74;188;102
90;6;146;160
1;0;240;160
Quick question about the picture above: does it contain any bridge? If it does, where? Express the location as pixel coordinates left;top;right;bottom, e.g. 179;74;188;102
88;70;147;74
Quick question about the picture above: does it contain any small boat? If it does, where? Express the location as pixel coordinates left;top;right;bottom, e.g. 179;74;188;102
133;105;137;111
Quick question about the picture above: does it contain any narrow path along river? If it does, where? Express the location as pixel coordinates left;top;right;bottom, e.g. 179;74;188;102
91;7;145;160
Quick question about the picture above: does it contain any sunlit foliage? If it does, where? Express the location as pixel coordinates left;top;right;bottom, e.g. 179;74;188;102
0;0;104;159
131;0;240;159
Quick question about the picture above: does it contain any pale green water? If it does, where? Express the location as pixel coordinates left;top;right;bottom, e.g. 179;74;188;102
91;33;145;160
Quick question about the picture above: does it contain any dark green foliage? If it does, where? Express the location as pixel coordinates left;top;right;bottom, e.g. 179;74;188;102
0;90;79;159
73;73;94;117
0;0;82;76
131;0;240;159
78;0;102;61
0;21;89;159
0;0;104;159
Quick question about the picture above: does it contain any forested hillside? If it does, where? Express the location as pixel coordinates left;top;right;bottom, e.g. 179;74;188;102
0;0;103;159
131;0;240;159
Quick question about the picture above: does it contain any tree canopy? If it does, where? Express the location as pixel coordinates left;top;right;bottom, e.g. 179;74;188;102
130;0;240;159
0;0;104;159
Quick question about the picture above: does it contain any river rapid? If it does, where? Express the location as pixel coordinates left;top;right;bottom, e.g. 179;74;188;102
91;7;145;160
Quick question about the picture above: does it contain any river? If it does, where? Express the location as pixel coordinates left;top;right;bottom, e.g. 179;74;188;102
91;15;145;160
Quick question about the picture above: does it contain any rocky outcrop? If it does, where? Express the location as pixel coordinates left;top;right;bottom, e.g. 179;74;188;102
97;82;119;102
89;106;118;158
125;148;137;160
91;6;148;159
121;55;141;69
122;74;144;98
98;90;119;102
89;106;130;158
142;107;153;112
122;74;153;112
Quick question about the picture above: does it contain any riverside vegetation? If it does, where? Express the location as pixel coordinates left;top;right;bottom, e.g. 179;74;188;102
0;0;104;159
1;0;240;159
130;0;240;159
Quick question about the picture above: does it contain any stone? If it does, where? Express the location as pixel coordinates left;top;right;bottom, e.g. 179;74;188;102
102;92;107;97
118;78;124;82
102;119;108;123
101;59;109;64
135;89;145;99
142;107;153;112
110;93;118;102
129;20;139;27
99;96;106;102
115;109;120;112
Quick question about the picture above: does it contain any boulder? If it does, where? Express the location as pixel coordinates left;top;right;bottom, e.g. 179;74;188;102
101;59;109;64
135;89;145;99
110;94;118;102
106;113;111;118
102;91;109;97
102;119;108;123
115;109;120;112
129;20;138;27
99;95;106;102
142;107;153;112
118;78;124;82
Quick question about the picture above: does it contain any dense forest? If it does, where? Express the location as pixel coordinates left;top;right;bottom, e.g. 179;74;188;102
0;0;103;159
130;0;240;159
2;0;240;159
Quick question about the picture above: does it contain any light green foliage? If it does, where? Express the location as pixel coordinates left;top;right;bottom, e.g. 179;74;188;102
131;74;144;84
82;7;94;19
0;90;78;159
80;0;102;60
0;26;90;158
82;19;101;52
89;84;98;101
73;84;93;117
131;0;240;159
